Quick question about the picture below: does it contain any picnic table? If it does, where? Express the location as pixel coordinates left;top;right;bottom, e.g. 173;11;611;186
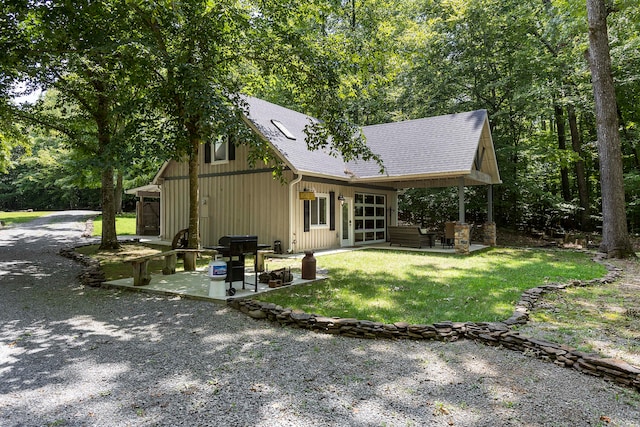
129;248;219;286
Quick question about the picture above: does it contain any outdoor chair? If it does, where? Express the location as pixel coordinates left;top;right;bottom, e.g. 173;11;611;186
442;221;455;248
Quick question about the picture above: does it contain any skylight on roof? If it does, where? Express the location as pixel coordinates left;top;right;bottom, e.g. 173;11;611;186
271;119;296;140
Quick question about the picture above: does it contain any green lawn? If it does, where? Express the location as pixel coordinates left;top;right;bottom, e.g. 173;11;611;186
92;213;137;236
255;248;607;325
0;211;136;235
0;211;54;225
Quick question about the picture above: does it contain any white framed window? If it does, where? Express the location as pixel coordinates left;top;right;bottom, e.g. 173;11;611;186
309;193;329;228
205;135;229;164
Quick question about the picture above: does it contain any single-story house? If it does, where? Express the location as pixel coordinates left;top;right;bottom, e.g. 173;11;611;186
148;96;501;253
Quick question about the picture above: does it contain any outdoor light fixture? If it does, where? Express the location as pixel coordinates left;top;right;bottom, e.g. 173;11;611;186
337;194;345;201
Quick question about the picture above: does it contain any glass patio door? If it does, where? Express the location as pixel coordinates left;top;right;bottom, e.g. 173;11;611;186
354;193;386;244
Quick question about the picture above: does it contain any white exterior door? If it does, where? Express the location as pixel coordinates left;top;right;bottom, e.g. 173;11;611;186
340;197;354;247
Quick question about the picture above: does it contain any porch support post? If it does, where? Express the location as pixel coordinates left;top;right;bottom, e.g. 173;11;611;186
487;185;493;223
156;179;164;240
458;177;465;224
135;197;143;235
455;177;469;254
484;185;497;246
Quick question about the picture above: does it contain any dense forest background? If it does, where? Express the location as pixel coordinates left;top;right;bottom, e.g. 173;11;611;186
2;0;639;236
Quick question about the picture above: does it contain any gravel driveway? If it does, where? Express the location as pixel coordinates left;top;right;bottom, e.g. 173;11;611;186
1;211;639;427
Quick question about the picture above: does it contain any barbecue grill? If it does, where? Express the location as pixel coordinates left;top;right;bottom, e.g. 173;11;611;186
210;235;268;296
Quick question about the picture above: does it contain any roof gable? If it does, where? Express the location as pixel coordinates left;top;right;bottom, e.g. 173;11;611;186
242;96;501;187
349;110;489;179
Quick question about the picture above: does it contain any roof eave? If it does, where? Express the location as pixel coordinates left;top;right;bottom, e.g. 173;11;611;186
152;161;171;185
297;170;352;182
353;170;470;183
125;184;161;195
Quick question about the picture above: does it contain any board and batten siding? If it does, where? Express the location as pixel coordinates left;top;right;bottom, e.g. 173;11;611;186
159;144;290;248
291;179;398;252
290;180;340;252
158;142;398;252
198;169;289;247
159;161;188;243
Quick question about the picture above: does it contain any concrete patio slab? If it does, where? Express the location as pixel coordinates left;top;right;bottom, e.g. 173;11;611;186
103;268;326;302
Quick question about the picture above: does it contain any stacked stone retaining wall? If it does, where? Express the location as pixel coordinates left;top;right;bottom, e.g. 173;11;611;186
60;245;106;287
228;260;640;391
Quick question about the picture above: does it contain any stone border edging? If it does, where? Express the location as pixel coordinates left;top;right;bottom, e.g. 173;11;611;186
227;255;640;391
60;244;106;287
60;235;151;287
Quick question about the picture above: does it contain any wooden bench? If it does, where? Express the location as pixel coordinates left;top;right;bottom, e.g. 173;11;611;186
388;226;436;248
256;249;274;272
130;249;219;286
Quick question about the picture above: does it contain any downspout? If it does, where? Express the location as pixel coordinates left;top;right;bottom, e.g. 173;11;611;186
289;173;303;253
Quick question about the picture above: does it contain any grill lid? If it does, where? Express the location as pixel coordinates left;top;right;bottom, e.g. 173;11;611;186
218;235;258;245
218;235;258;255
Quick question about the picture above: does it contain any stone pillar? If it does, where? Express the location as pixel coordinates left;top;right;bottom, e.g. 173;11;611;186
483;222;497;246
454;222;470;254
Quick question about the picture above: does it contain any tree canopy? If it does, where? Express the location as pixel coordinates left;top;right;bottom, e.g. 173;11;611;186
1;0;638;257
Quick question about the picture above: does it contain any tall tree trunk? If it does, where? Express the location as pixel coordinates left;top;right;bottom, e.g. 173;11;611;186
185;127;200;271
350;0;356;30
554;103;571;202
100;165;119;249
586;0;635;258
114;170;123;215
567;103;591;230
94;80;119;250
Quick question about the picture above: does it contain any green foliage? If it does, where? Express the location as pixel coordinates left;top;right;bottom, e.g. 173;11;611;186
255;248;606;324
399;188;459;226
0;130;101;210
387;0;639;235
0;109;29;174
0;1;32;173
2;0;639;237
624;171;640;233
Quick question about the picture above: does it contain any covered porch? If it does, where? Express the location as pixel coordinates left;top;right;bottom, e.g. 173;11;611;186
357;108;502;254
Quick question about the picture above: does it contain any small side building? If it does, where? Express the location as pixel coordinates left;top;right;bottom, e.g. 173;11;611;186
125;184;161;236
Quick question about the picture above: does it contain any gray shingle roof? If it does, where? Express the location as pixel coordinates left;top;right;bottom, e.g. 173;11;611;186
243;96;499;186
350;110;489;179
243;97;347;178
